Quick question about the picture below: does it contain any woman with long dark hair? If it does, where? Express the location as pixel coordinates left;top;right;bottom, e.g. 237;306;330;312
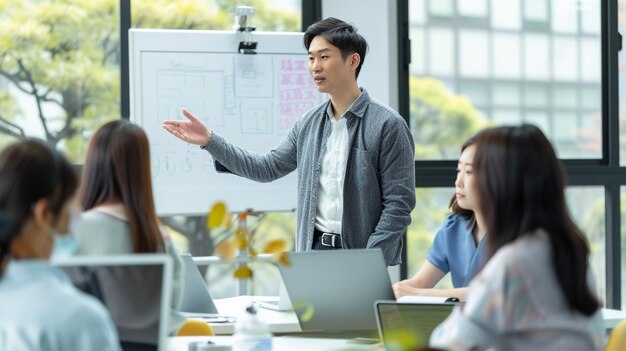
394;136;486;301
76;120;184;334
430;125;603;350
0;139;119;350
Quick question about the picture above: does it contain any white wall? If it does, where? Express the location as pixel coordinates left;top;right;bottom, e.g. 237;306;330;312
322;1;401;283
321;0;399;110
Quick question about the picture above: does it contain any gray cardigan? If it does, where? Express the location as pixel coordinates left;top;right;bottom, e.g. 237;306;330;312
205;89;415;265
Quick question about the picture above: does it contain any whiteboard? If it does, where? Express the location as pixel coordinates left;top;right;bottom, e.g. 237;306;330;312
129;29;323;215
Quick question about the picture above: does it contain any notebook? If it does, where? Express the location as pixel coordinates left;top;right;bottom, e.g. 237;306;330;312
255;279;293;311
277;249;394;331
178;254;219;315
54;254;173;351
374;300;456;351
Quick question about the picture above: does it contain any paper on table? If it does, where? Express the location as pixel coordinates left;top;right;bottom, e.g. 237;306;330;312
397;295;459;304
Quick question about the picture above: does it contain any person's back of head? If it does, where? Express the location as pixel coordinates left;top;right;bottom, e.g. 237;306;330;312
303;17;368;79
472;124;599;316
0;139;77;275
80;120;162;253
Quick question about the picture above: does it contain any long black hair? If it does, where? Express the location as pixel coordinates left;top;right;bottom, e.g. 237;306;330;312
473;124;599;316
0;139;77;275
79;120;163;253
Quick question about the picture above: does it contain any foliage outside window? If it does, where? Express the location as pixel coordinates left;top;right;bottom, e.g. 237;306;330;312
0;0;122;160
0;0;300;163
407;0;606;301
0;0;300;298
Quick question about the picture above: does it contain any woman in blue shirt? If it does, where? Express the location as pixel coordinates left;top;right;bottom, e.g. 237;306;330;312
393;136;487;301
0;139;120;351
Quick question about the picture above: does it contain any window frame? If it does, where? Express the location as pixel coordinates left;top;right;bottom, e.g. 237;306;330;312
398;0;622;308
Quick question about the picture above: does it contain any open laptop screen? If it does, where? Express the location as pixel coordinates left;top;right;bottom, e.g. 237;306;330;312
278;249;394;331
375;301;455;351
53;254;173;351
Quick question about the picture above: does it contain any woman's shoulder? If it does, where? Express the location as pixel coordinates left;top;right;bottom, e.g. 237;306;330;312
41;278;110;321
490;230;550;268
441;213;472;231
54;288;118;342
76;210;133;254
80;209;128;230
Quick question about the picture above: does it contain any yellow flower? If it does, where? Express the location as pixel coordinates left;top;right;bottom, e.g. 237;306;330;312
233;265;253;279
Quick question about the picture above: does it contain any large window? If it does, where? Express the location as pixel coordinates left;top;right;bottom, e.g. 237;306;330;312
406;0;621;307
0;0;303;298
406;186;606;304
409;0;601;160
0;1;122;162
0;0;301;162
131;0;301;31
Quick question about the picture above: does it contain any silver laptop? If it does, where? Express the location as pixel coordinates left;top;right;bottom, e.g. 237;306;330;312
54;254;173;351
255;279;293;311
277;249;394;331
374;301;455;350
179;254;219;315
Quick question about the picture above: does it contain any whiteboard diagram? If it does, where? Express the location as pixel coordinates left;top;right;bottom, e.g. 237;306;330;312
130;29;324;215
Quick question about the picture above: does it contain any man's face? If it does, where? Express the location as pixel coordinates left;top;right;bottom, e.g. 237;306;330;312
307;36;358;96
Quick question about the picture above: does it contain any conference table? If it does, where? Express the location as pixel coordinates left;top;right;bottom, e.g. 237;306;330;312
603;307;626;329
168;336;383;351
201;296;300;335
171;295;626;350
172;296;626;350
200;296;626;334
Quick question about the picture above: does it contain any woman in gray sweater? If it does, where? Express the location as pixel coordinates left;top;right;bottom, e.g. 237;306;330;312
76;120;185;339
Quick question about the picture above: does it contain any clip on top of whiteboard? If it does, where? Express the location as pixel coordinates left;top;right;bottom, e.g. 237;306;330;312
236;6;257;55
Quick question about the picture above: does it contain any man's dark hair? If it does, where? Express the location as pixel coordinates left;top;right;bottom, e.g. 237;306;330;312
303;17;368;79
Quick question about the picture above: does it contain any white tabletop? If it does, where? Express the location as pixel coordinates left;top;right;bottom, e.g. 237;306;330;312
203;296;301;335
602;308;626;329
168;336;382;351
202;296;626;335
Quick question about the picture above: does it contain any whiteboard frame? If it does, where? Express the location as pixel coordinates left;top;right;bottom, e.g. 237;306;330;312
129;29;310;215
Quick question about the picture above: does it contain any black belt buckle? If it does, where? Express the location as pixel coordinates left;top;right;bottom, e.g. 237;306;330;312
320;233;340;248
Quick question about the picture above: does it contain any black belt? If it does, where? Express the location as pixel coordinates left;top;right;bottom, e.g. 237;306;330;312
313;228;342;248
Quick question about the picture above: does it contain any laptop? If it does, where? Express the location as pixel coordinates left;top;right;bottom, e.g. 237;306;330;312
54;254;173;351
277;249;394;331
178;254;219;315
255;279;293;311
374;301;456;351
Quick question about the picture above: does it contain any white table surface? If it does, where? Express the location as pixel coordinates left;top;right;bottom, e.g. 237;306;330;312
200;296;626;335
199;296;301;335
602;308;626;329
168;336;383;351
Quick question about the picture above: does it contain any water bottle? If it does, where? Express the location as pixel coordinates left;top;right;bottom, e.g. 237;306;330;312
232;305;272;351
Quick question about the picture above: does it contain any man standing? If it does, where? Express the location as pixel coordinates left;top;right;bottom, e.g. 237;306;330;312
163;17;415;266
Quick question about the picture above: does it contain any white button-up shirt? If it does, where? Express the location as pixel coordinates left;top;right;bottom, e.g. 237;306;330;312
315;101;354;235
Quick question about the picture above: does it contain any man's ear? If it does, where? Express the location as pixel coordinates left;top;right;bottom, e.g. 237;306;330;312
349;53;361;71
31;198;52;230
